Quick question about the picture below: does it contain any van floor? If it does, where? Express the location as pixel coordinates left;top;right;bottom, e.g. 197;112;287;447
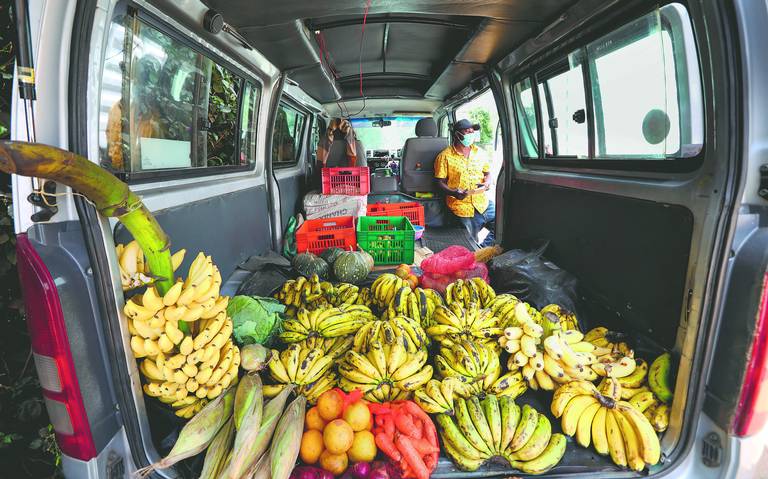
421;226;477;253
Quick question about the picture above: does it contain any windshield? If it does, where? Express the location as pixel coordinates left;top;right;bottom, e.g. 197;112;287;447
351;116;425;151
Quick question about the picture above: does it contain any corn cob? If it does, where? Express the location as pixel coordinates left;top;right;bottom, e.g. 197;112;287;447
270;395;307;479
234;372;263;430
199;417;235;479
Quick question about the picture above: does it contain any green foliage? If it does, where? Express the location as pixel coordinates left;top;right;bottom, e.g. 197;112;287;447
468;108;493;146
227;296;285;346
205;64;240;167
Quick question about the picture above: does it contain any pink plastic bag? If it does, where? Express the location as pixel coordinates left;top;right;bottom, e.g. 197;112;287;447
456;262;489;282
421;246;475;275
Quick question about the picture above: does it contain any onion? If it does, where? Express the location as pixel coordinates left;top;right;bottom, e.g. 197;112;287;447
368;462;393;479
291;466;326;479
350;462;371;479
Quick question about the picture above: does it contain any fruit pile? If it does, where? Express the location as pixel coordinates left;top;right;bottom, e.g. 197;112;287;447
436;395;566;474
300;390;378;475
116;240;185;291
124;250;239;418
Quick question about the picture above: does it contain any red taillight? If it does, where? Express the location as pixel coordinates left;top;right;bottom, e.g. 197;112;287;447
16;234;97;460
734;271;768;436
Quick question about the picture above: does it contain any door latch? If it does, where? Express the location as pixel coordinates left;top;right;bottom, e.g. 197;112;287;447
758;164;768;199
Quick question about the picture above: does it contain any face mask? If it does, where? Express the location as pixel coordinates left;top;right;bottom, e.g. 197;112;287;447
459;131;477;147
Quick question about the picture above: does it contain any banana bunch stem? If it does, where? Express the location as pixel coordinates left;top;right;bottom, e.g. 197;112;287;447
0;141;174;294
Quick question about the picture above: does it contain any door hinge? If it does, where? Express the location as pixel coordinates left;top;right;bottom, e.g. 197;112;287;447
106;451;125;479
758;164;768;199
702;432;722;468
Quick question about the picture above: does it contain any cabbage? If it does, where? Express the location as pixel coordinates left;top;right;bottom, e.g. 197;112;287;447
226;295;284;346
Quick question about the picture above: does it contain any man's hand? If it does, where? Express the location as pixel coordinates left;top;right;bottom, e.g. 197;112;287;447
452;188;468;200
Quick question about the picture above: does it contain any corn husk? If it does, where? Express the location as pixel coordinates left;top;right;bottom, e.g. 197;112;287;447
199;417;235;479
224;385;294;479
234;372;263;430
270;395;306;479
137;386;235;476
247;452;271;479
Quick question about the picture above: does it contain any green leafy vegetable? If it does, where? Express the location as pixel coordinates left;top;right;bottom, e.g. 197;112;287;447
227;295;284;346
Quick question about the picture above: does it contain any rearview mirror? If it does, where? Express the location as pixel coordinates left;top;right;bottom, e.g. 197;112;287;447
372;120;392;128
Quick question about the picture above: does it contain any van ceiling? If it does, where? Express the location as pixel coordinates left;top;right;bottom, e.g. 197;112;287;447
205;0;576;103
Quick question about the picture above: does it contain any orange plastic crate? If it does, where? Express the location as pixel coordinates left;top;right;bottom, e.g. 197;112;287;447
296;216;357;255
321;167;370;196
366;201;425;227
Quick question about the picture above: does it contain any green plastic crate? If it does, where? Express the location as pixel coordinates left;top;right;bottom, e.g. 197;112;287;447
357;216;415;265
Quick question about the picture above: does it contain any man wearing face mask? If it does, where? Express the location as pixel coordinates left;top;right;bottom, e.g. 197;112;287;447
434;119;495;246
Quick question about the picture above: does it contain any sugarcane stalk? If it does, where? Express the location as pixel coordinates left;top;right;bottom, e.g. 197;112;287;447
0;141;174;294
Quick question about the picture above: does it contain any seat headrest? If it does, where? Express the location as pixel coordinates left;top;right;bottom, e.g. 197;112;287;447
415;118;438;137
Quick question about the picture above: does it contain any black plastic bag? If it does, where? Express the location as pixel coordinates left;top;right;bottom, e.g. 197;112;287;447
236;253;294;297
489;241;579;313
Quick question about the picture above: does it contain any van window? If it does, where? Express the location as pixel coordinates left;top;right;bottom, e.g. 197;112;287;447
99;13;259;178
272;102;307;166
588;6;701;158
512;78;539;157
513;3;703;164
537;61;588;158
438;115;450;137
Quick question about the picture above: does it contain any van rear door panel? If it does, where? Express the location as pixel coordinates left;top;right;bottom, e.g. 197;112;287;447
113;185;272;280
275;165;307;231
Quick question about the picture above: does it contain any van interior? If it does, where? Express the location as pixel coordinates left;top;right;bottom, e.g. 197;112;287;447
33;0;744;476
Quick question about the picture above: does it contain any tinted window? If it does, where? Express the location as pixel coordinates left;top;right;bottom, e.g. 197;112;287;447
272;103;307;166
537;62;588;157
98;13;259;177
512;78;539;157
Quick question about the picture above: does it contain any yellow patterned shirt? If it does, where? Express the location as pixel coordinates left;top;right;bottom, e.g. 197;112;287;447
434;145;490;218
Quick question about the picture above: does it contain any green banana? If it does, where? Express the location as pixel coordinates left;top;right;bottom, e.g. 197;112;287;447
435;414;486;461
454;398;494;456
648;352;674;403
499;396;521;452
507;414;552;462
509;433;567;474
440;430;487;471
481;395;503;452
467;397;495;452
509;404;538;452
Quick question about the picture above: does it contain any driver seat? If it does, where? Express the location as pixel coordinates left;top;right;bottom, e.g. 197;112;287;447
400;118;447;193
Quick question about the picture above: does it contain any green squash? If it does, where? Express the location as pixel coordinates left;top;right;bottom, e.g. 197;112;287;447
333;251;373;284
319;247;345;265
292;252;329;279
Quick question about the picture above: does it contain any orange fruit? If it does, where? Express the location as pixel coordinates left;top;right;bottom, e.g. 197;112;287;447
317;390;344;421
343;401;372;432
305;406;327;431
300;429;324;464
323;419;354;454
319;450;348;476
347;430;377;463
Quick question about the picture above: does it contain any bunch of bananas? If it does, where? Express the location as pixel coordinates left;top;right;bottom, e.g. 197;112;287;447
436;396;567;475
354;286;374;307
274;275;333;311
380;286;427;324
648;352;674;404
418;287;444;327
551;380;661;471
580;326;639;378
413;378;460;414
353;315;428;353
296;335;354;360
279;304;376;343
584;326;631;356
444;278;497;308
488;295;542;328
128;253;239;417
266;344;336;403
337;340;433;402
116;240;185;291
616;354;671;432
435;340;511;397
426;303;502;347
327;283;363;307
539;304;579;336
371;273;411;308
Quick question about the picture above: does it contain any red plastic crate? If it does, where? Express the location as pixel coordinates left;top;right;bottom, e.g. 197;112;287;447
296;216;357;255
366;201;425;227
321;167;370;196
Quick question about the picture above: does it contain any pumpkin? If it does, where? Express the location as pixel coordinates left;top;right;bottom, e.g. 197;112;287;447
333;251;373;284
359;249;375;271
320;247;345;265
292;252;329;279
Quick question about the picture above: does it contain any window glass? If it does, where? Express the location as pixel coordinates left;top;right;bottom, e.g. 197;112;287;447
239;82;260;165
98;13;258;177
587;5;701;159
512;78;539;157
438;115;450;138
454;90;504;198
272;103;307;166
537;62;588;157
